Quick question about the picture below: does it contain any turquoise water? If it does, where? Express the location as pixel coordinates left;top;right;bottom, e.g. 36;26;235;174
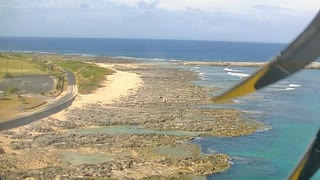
190;66;320;179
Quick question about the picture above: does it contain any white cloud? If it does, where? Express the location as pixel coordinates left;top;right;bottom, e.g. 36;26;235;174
110;0;320;12
2;0;319;12
0;0;319;42
136;0;159;9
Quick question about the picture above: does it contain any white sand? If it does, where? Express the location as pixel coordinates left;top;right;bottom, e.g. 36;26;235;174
75;63;142;106
51;63;143;120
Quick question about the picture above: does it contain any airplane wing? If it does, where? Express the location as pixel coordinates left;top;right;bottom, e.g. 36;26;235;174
289;129;320;179
212;10;320;180
212;11;320;103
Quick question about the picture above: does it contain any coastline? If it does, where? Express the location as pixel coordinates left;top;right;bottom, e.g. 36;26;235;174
0;54;266;179
178;61;320;69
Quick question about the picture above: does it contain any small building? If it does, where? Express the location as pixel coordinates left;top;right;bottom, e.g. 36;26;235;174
0;91;4;100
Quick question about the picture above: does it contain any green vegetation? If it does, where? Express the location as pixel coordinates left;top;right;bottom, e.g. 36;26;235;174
0;53;62;77
0;53;116;120
57;60;115;94
6;85;19;94
3;72;13;78
0;53;115;95
54;74;65;91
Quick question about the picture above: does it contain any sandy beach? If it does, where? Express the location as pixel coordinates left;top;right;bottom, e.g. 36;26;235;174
64;63;143;108
0;56;266;179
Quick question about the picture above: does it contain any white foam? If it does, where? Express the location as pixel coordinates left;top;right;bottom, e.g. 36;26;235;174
153;58;166;61
10;50;55;54
229;160;235;165
193;137;203;141
232;99;240;104
198;72;206;80
242;110;265;115
289;84;301;88
170;59;182;62
199;72;205;76
206;147;218;154
257;125;272;132
227;72;250;78
285;87;295;91
224;67;241;72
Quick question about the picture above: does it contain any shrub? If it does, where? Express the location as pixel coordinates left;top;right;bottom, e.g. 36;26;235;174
6;85;19;94
4;72;13;78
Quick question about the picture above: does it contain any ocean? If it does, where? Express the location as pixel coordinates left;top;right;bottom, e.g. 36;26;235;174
0;37;285;62
191;66;320;179
1;37;320;179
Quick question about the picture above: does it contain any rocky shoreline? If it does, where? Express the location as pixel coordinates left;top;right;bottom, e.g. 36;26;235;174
178;61;320;69
0;57;265;179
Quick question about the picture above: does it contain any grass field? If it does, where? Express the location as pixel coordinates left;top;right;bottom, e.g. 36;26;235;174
0;53;62;78
58;60;115;94
0;53;115;121
0;95;46;122
0;53;115;94
0;54;42;77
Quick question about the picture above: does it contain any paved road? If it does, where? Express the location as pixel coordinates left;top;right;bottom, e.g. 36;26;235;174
0;69;77;130
41;69;77;111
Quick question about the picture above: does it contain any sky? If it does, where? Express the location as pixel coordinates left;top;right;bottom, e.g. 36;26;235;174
0;0;319;43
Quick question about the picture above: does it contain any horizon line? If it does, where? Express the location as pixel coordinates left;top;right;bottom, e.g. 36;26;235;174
0;35;288;45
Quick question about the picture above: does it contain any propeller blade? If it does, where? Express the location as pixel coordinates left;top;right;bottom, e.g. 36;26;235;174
212;10;320;179
289;128;320;180
213;11;320;103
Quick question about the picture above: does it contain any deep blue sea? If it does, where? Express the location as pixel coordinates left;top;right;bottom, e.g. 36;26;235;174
0;37;285;61
1;37;320;179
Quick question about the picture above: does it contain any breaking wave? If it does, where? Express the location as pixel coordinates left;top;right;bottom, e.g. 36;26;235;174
285;87;295;91
289;84;301;88
224;67;241;72
227;72;250;78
